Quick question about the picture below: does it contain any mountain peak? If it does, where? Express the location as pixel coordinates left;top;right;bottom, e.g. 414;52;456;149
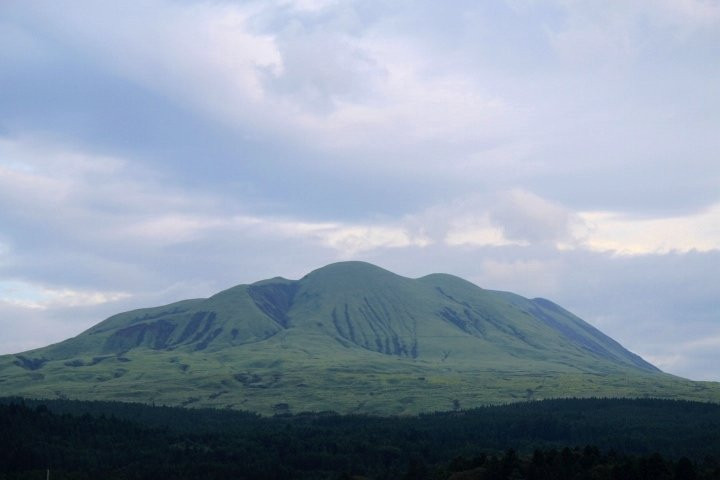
303;260;396;279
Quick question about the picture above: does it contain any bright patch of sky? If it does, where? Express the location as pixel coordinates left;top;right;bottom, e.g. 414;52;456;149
0;0;718;380
0;280;129;310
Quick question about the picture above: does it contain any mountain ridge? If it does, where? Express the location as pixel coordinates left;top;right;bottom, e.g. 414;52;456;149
1;261;718;414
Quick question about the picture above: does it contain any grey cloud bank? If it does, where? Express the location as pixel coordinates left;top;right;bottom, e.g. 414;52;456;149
0;0;718;381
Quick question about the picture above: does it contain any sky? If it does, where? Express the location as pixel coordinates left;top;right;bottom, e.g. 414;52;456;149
0;0;718;381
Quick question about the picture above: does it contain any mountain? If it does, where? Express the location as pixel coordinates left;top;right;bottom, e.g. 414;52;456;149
1;261;718;414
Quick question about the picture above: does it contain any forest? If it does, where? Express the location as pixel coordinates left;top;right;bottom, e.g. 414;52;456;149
1;397;719;479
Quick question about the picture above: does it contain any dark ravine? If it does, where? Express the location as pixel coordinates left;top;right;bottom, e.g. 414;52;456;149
0;261;718;414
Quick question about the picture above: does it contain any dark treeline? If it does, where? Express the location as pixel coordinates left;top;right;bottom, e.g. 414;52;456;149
443;447;716;480
1;397;719;479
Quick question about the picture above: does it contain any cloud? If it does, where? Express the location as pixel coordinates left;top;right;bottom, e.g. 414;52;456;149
0;135;434;292
409;191;571;249
7;1;513;167
579;204;720;254
417;189;720;256
651;0;720;28
3;0;719;217
0;280;129;310
277;0;341;13
478;257;562;294
122;211;431;255
63;1;282;112
319;224;431;254
401;195;519;248
489;189;578;244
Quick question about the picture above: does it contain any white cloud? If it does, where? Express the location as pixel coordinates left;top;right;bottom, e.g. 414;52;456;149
0;136;208;241
0;135;435;280
546;5;637;67
397;190;580;249
20;1;513;172
23;1;283;125
0;280;129;310
683;335;720;350
276;0;340;13
103;184;720;259
8;0;718;200
391;189;720;260
410;189;720;257
652;0;720;28
321;224;431;254
119;215;232;246
293;65;509;155
445;221;519;248
123;212;432;255
579;204;720;255
490;189;579;244
233;214;433;255
479;258;561;294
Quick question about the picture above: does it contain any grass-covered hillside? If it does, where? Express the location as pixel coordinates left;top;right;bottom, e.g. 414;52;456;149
1;262;718;414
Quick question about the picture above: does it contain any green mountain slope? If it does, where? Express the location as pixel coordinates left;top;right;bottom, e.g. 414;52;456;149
1;261;718;414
